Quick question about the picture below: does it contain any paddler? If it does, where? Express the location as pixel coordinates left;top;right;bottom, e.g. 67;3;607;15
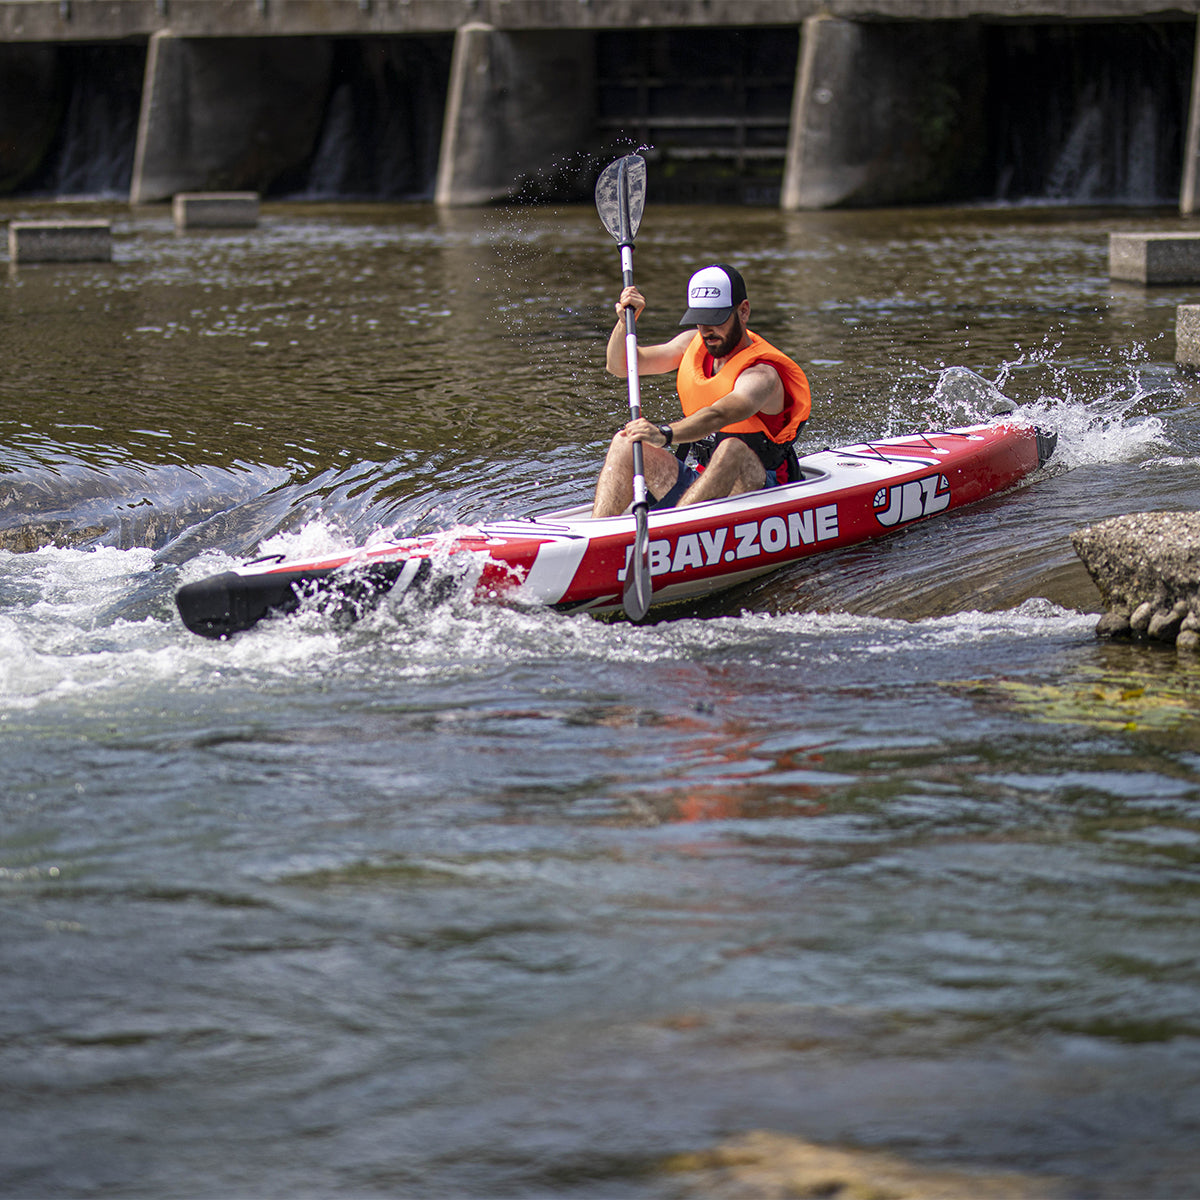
592;263;811;518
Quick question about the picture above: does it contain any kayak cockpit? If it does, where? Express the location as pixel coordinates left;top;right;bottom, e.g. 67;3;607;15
537;464;832;526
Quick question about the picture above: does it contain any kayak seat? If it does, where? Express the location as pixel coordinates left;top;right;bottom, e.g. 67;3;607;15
675;426;807;487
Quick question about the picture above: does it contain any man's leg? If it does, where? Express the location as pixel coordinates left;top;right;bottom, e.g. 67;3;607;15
592;433;683;518
676;439;766;506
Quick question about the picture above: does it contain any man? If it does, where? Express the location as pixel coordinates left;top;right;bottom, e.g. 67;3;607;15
592;263;810;518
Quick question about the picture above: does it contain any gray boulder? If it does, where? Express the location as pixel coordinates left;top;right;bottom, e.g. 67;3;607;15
1071;512;1200;650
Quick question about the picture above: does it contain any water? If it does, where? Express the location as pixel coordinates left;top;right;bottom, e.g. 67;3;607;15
2;199;1200;1199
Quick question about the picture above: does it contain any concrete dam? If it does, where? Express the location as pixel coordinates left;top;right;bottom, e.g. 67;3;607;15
1;0;1198;209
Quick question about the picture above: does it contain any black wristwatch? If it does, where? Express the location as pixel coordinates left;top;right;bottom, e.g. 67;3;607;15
657;423;673;447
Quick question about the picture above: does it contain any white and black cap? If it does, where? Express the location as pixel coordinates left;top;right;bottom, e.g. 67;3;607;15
679;263;748;326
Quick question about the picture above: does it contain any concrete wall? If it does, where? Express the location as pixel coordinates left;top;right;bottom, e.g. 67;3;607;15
786;15;1193;210
2;1;1198;42
2;1;1198;210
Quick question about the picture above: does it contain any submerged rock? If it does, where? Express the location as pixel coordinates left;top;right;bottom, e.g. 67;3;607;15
661;1129;1062;1198
1071;512;1200;649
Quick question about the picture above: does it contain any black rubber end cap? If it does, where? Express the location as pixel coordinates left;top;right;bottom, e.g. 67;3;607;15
175;571;300;639
1035;427;1058;467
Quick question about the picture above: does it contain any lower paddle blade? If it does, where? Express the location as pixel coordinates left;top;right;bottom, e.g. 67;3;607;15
595;154;646;246
622;506;653;622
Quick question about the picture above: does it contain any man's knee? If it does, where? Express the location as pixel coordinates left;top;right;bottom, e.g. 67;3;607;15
603;430;631;464
708;439;743;466
710;440;768;492
711;438;757;472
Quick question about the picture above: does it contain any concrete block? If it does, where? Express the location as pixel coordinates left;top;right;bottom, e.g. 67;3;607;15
1177;305;1200;366
173;192;260;230
7;219;112;263
1109;232;1200;285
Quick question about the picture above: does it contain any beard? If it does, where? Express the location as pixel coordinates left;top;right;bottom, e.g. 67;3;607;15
703;313;744;360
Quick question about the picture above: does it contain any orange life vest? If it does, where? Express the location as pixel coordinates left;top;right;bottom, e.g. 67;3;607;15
676;331;811;443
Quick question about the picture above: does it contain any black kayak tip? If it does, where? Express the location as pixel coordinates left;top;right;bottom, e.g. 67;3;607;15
175;559;418;639
1035;427;1058;468
175;571;302;640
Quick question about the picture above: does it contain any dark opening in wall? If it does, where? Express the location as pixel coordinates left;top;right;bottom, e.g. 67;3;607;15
982;20;1192;205
276;36;454;201
595;27;800;206
16;42;146;197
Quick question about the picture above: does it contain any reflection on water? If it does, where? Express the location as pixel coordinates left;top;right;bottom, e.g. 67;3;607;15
1;200;1199;1198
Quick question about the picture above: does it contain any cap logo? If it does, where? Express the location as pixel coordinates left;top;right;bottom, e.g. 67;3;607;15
679;264;745;326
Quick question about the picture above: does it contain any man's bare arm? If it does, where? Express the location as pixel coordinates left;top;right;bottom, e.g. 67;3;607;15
621;362;785;446
605;286;693;378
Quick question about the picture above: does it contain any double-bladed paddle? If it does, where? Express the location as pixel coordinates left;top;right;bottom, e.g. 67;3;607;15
595;152;652;622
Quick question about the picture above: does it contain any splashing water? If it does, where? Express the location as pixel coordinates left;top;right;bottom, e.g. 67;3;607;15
926;356;1170;471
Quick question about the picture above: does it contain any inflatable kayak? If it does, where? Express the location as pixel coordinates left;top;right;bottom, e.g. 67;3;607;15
176;420;1056;639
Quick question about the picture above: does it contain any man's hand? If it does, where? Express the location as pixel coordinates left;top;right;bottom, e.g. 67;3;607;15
615;286;646;321
605;288;691;378
618;417;668;446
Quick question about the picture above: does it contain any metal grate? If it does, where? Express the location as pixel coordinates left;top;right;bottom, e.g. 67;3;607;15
595;27;799;203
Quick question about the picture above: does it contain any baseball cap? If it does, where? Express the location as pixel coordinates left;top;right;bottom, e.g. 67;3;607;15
679;263;748;326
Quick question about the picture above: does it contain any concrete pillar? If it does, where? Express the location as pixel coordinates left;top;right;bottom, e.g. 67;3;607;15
782;16;986;210
1177;305;1200;366
1182;17;1200;215
783;17;847;210
131;31;332;204
435;23;594;207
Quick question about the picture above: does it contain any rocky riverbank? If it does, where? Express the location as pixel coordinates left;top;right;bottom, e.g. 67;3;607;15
1072;512;1200;649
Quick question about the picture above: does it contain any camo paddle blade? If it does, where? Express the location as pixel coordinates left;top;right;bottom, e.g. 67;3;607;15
595;154;646;247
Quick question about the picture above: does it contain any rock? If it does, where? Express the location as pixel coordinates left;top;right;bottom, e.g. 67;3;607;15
661;1129;1063;1199
1148;599;1190;641
1096;609;1132;638
1071;512;1200;648
1129;600;1155;634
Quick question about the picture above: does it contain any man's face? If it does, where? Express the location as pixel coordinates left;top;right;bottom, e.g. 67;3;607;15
697;306;745;359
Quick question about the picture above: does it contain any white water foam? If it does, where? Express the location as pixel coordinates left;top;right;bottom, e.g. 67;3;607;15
928;361;1169;471
0;545;174;709
316;591;1094;682
1018;392;1167;471
0;533;1096;717
1;335;1158;718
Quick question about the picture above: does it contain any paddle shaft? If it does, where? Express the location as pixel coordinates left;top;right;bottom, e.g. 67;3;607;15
620;244;649;513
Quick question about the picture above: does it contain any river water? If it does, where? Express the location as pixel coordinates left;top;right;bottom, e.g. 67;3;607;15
2;199;1199;1198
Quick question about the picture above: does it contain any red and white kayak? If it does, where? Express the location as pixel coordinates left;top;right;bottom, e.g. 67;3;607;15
176;420;1056;638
